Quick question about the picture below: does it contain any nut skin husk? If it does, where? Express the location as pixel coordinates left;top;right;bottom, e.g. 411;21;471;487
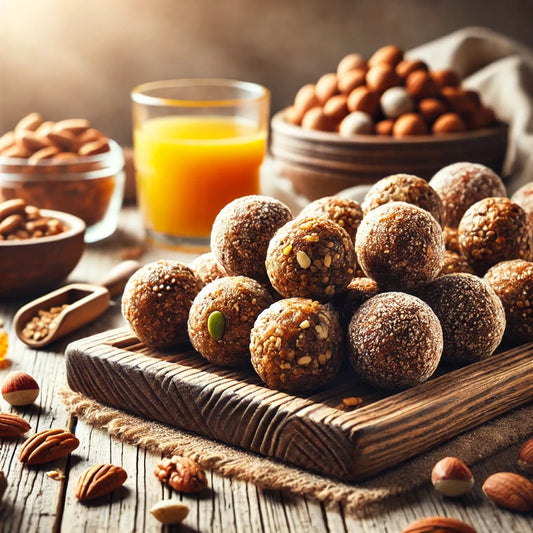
482;472;533;512
431;457;474;497
400;516;477;533
150;499;190;524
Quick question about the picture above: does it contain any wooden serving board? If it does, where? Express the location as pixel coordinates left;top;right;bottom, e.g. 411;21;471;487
65;328;533;481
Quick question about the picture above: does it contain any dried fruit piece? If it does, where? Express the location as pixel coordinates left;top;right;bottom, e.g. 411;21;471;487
74;464;128;501
518;437;533;474
154;455;207;493
150;499;189;524
0;412;31;437
482;472;533;512
18;428;80;465
1;371;40;406
431;457;474;497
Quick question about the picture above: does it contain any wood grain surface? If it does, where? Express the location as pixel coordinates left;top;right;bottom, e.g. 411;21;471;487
65;327;533;481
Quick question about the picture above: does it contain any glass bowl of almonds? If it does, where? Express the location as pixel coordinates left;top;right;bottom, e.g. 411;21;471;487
0;113;125;243
0;199;85;299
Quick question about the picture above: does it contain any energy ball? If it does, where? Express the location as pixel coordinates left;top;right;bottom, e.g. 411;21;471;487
458;197;533;275
439;250;475;276
429;161;506;228
210;195;293;284
355;201;445;292
297;196;363;244
511;181;533;228
266;216;356;302
347;292;443;390
188;276;273;367
189;252;227;286
485;259;533;343
122;260;202;349
422;273;506;366
333;276;380;329
362;173;444;225
250;298;343;392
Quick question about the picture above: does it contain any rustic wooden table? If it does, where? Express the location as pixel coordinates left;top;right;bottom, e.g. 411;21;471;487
0;205;532;533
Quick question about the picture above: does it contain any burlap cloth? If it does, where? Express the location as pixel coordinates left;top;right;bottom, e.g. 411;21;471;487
62;27;533;514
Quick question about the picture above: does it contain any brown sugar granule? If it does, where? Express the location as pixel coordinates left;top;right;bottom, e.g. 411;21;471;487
265;216;356;302
121;260;202;349
422;273;506;366
189;252;227;286
250;297;343;393
362;173;444;226
210;195;293;284
484;259;533;343
297;196;364;244
429;162;506;228
187;276;273;367
355;201;445;292
458;197;533;276
347;292;443;390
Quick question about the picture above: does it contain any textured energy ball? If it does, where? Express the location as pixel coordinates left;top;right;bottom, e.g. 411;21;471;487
266;216;356;301
189;252;227;286
122;260;203;349
355;201;445;292
250;298;343;392
458;197;533;275
333;276;380;329
429;161;506;228
347;292;443;390
485;259;533;343
297;196;363;244
362;173;443;225
422;273;506;366
187;276;273;367
210;195;293;284
511;181;533;228
439;250;475;276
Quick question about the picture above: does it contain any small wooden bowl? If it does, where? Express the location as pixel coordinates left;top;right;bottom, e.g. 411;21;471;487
0;210;86;299
270;110;509;201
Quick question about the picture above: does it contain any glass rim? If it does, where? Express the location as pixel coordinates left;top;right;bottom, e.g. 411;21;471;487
131;78;270;108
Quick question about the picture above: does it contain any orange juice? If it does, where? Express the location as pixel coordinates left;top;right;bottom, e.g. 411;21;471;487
134;115;266;240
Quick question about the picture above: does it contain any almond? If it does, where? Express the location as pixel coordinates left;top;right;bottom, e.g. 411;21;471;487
18;428;80;465
431;457;474;497
52;118;90;136
323;94;349;122
518;437;533;474
74;463;127;501
315;73;339;104
1;370;40;406
150;499;189;524
431;69;462;88
294;84;320;114
482;472;533;512
337;68;367;94
366;64;401;94
0;412;31;437
418;98;447;124
14;112;43;133
432;113;467;134
347;86;380;117
301;107;335;132
336;53;366;76
77;138;110;156
284;105;305;126
406;70;439;100
0;131;16;152
393;113;428;137
396;58;428;79
400;516;477;533
368;44;404;67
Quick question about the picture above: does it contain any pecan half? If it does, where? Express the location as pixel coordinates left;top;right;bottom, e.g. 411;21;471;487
18;428;79;465
75;464;128;501
0;412;31;437
154;455;207;493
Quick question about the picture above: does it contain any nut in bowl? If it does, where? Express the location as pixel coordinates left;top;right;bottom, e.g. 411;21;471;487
0;202;85;299
0;114;125;243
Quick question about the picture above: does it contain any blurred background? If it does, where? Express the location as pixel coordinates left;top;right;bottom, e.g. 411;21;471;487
1;0;533;147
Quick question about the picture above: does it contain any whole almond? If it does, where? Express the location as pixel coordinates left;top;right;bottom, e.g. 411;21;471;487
0;198;27;220
418;98;447;123
518;437;533;474
15;129;53;153
74;464;127;501
78;138;110;156
315;73;339;104
52;118;90;135
368;44;403;67
400;516;477;533
347;86;380;117
294;84;320;114
301;107;335;132
396;58;428;79
46;129;76;151
366;64;401;94
336;52;366;76
393;113;428;137
0;131;15;152
150;499;190;524
431;69;461;88
1;144;32;158
375;119;394;136
15;112;43;133
432;113;466;134
0;412;31;437
18;428;80;465
337;68;367;94
283;105;305;126
0;214;24;236
406;70;439;100
482;472;533;512
323;94;349;122
28;146;61;163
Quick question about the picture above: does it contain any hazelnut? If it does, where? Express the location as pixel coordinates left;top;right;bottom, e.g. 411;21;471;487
337;68;366;94
1;371;40;406
375;119;394;136
396;58;428;79
418;98;447;123
347;86;380;117
380;87;414;119
315;73;339;104
392;113;428;137
431;457;474;497
294;84;320;114
406;70;439;99
323;94;349;122
336;53;366;76
301;107;335;132
432;112;466;134
368;44;404;67
431;69;461;88
339;111;374;136
518;437;533;474
366;64;401;94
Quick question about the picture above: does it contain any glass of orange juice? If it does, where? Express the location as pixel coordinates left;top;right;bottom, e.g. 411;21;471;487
131;79;270;249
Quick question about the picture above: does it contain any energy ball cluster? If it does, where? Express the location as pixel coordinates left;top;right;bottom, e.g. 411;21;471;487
284;45;497;137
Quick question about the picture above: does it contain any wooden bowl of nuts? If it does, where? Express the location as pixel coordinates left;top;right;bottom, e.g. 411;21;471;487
0;199;86;299
270;45;508;201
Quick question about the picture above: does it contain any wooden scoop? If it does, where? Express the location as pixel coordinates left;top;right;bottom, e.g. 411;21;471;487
14;260;141;348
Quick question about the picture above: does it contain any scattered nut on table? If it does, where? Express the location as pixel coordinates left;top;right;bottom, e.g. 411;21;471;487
482;472;533;512
150;499;189;524
518;437;533;474
1;370;40;406
431;456;474;497
154;455;207;493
